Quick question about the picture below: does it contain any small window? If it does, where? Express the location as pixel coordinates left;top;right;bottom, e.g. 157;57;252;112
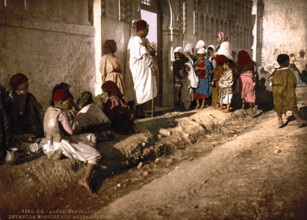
142;0;151;6
141;0;157;13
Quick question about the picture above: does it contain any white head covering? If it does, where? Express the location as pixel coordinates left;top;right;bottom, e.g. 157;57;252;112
195;40;206;50
197;48;206;54
184;43;194;55
206;44;216;52
173;46;193;64
184;62;199;89
174;47;183;53
215;41;233;59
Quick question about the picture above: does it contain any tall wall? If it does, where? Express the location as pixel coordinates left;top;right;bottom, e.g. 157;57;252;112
0;0;96;108
196;0;254;54
261;0;307;72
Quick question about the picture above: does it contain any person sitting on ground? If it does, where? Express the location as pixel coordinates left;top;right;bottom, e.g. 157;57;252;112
218;59;234;113
42;89;101;192
0;85;11;161
212;55;228;109
193;48;213;109
237;50;257;116
50;82;74;107
76;91;116;141
8;73;44;142
101;81;139;135
271;54;305;128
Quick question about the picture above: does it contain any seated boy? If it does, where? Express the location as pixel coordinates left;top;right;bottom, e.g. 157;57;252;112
8;73;44;142
76;91;116;141
271;54;305;128
43;89;101;192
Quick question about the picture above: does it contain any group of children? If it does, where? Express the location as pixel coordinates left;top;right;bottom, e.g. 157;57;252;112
173;36;305;127
0;74;138;192
173;41;239;114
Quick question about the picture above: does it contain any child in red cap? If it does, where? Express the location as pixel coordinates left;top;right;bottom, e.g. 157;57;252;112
42;88;101;193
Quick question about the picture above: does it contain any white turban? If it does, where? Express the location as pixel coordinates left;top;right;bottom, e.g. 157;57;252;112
195;40;206;50
184;43;194;55
206;44;216;52
174;47;183;53
197;48;206;54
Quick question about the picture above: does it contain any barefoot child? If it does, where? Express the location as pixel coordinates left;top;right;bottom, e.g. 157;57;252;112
212;55;227;109
193;48;212;109
237;50;256;116
218;59;234;113
43;89;101;192
271;54;305;128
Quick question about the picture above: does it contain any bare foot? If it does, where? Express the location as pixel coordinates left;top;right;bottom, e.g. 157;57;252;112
222;109;230;113
215;104;219;109
195;105;200;110
249;109;253;116
199;105;205;109
78;179;92;193
218;107;223;111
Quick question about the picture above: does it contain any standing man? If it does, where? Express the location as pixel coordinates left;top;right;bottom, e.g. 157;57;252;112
128;19;157;118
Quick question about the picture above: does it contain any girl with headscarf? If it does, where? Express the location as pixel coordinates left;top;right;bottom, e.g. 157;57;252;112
193;48;213;109
195;40;206;54
8;73;44;142
101;81;139;134
43;89;101;192
212;55;228;109
206;45;216;68
218;59;234;113
100;40;126;98
184;43;196;62
237;51;256;115
215;32;233;59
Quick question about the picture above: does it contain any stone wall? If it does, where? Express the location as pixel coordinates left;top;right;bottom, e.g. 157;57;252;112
261;0;307;72
0;0;96;109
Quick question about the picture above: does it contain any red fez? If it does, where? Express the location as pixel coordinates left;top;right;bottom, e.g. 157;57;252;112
9;73;28;90
237;50;252;68
136;19;148;30
216;55;228;65
53;89;70;102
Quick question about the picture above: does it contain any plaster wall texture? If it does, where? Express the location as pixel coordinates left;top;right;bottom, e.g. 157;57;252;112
101;17;130;73
0;25;96;109
0;0;96;109
261;0;307;72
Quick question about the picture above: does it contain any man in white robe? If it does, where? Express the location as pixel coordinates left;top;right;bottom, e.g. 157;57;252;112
127;19;157;118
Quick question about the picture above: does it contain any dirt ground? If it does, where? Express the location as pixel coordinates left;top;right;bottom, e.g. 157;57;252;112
1;87;307;220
